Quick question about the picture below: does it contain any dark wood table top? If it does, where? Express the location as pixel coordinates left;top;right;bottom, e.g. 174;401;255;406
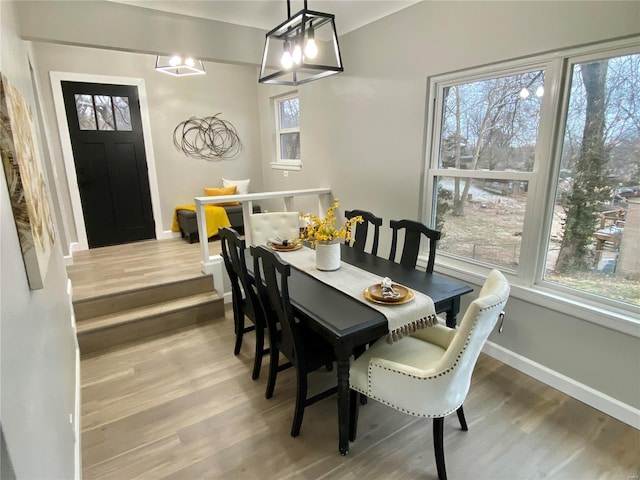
247;245;473;349
339;245;473;312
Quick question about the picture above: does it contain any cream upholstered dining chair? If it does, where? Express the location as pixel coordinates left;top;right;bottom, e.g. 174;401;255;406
249;212;300;246
349;269;510;480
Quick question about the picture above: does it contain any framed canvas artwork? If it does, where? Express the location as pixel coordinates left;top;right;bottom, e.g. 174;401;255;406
0;73;55;290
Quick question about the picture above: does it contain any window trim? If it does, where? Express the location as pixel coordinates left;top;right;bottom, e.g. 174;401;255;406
422;37;640;335
272;92;301;171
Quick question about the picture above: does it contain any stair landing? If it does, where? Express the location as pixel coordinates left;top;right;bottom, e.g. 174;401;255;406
67;238;224;354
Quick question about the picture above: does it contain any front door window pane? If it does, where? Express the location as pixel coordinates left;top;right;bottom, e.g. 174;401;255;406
74;94;97;130
112;96;132;131
94;95;115;131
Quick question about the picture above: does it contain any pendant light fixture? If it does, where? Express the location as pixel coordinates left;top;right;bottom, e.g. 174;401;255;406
155;55;206;76
259;0;343;86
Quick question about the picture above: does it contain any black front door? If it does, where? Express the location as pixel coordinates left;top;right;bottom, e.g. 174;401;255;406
61;81;155;248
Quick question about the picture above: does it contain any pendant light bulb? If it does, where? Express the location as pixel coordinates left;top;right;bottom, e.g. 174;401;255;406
291;35;302;65
292;43;302;65
304;24;318;59
184;57;195;67
535;86;544;97
169;55;182;67
519;87;530;99
281;41;293;69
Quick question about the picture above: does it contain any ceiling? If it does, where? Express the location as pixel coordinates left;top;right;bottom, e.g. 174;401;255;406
108;0;421;35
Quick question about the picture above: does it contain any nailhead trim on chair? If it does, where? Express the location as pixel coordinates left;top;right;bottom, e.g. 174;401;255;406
358;301;505;418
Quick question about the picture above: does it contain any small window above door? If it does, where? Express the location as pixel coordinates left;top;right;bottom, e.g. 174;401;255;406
74;94;132;131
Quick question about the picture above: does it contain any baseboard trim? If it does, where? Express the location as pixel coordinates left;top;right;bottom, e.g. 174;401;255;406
483;341;640;430
64;242;81;266
160;230;180;240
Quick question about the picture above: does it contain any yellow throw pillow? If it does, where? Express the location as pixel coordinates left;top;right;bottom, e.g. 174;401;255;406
203;185;240;206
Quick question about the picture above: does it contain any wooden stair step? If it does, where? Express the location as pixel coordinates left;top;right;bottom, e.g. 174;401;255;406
74;275;214;321
77;291;224;355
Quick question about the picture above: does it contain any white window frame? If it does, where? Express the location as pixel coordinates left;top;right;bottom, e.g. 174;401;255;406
271;92;302;171
422;37;640;336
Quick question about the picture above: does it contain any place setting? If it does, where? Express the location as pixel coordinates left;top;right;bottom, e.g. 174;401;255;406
363;276;414;305
267;236;303;252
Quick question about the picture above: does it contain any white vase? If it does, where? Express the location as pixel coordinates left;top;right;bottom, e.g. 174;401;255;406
315;241;341;271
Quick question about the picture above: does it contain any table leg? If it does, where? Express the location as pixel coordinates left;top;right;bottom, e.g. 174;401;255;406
445;296;461;328
336;356;350;455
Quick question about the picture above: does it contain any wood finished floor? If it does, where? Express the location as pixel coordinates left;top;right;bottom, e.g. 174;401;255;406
76;239;640;480
67;237;219;302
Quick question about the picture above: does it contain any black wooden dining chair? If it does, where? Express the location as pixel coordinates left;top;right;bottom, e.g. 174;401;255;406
250;245;337;437
219;227;269;380
389;219;442;273
345;209;383;256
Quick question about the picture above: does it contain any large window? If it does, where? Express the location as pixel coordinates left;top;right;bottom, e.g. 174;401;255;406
425;39;640;315
431;68;543;270
272;93;301;170
545;52;640;305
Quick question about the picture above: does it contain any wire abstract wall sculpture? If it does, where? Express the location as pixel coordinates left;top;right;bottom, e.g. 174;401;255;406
173;113;241;160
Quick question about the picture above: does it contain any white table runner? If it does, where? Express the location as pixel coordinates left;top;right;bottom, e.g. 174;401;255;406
279;247;437;343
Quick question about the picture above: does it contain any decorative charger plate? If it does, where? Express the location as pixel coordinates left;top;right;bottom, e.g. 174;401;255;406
362;283;414;305
367;283;411;302
363;286;414;305
267;242;302;252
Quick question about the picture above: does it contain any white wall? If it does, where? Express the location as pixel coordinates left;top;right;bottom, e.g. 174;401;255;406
256;0;640;415
0;1;77;477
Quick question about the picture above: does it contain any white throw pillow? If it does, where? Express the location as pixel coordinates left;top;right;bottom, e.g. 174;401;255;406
222;178;250;195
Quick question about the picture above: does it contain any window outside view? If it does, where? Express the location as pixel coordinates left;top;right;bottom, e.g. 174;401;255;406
74;94;132;131
434;70;542;270
431;50;639;307
545;54;639;305
277;95;300;161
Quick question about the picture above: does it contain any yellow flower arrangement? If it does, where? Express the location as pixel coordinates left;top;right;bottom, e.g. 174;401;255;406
300;199;363;248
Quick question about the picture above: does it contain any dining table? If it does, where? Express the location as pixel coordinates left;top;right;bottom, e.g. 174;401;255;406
246;244;473;455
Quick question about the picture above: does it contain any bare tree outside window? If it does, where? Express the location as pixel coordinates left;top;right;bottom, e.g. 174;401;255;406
113;96;132;131
74;94;97;130
73;94;132;132
547;53;640;302
275;94;301;164
428;48;640;306
433;70;542;269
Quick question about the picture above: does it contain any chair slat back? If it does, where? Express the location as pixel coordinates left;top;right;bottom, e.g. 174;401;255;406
345;209;382;256
389;219;441;273
220;227;244;310
250;246;303;365
220;227;260;320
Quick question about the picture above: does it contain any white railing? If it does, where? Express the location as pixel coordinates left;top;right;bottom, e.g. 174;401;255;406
194;187;332;297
